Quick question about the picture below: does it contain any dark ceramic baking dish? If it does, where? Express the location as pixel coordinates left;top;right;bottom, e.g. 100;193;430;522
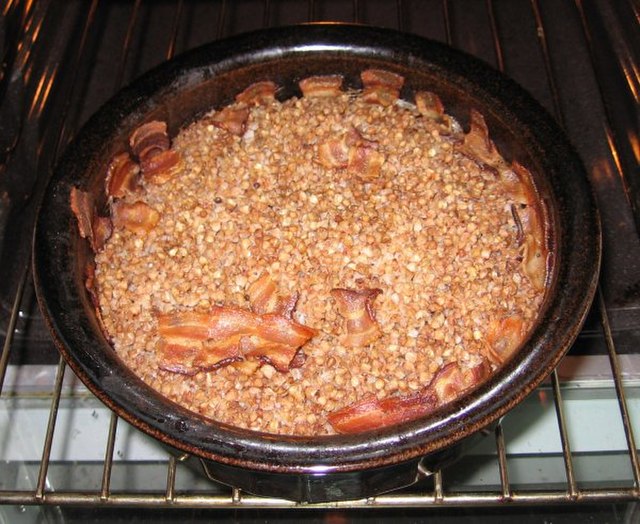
33;24;600;502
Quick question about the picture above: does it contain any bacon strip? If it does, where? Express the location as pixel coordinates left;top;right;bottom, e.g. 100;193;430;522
105;153;141;198
247;273;281;314
299;75;344;98
235;81;278;105
509;162;549;292
155;305;316;374
415;91;445;120
458;112;550;291
211;106;250;136
328;360;490;434
331;288;383;347
317;127;385;178
361;69;404;106
139;148;183;185
458;109;506;169
347;144;385;179
111;200;160;234
485;316;526;365
317;135;351;168
70;187;113;251
129;121;171;160
328;391;438;434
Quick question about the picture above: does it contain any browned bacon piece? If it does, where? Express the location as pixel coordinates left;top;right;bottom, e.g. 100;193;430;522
317;135;351;169
317;127;384;178
70;187;113;251
508;162;549;292
140;149;183;185
129;121;171;160
105;153;141;198
429;361;491;404
247;273;280;314
155;305;316;375
299;75;344;98
485;316;526;365
328;360;490;433
328;390;438;434
111;200;160;234
347;144;385;179
211;106;250;136
458;109;506;170
235;81;278;105
70;187;95;242
361;69;405;106
415;91;445;120
331;287;383;347
458;112;550;291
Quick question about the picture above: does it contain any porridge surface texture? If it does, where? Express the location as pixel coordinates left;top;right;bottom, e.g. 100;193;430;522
95;90;543;435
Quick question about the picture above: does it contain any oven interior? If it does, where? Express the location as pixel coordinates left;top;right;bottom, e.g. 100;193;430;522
0;0;638;521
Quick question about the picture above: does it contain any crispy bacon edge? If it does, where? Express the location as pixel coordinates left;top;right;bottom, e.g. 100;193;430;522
328;360;491;434
129;120;183;185
484;315;526;365
361;69;405;106
70;187;113;252
457;109;551;292
235;81;278;105
317;127;385;179
111;200;160;234
105;152;141;199
210;106;250;137
155;304;317;375
331;287;383;347
299;75;344;98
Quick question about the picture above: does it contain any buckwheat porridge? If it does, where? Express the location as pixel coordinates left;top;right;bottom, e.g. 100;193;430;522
71;70;550;435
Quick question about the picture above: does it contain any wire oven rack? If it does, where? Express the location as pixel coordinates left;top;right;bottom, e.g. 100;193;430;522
0;0;639;514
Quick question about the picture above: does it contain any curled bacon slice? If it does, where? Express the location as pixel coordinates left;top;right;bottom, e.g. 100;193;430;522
328;391;438;434
430;360;491;404
70;187;113;251
509;162;549;291
458;111;550;291
129;121;171;160
317;127;384;178
328;360;490;434
331;288;383;347
415;91;445;120
155;304;316;375
211;106;250;136
247;273;281;314
318;135;351;169
299;75;344;98
485;316;526;365
247;273;302;319
140;148;183;185
105;153;141;198
111;200;160;234
235;81;278;105
458;109;505;169
361;69;404;106
348;145;385;179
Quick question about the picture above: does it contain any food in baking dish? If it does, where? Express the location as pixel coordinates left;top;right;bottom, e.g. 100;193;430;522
71;69;550;435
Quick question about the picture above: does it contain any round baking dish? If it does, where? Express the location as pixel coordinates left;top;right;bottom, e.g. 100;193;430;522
33;24;600;502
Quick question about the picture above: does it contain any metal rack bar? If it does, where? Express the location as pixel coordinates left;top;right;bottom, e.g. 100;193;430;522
598;288;640;490
100;413;119;501
166;0;184;61
34;358;66;501
551;370;578;498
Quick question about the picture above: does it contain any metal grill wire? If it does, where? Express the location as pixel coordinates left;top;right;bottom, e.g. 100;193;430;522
0;0;638;508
